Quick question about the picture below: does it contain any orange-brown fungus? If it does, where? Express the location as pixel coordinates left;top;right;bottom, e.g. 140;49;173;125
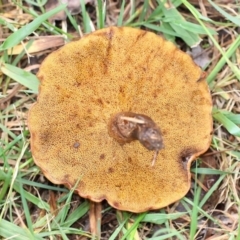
28;27;212;213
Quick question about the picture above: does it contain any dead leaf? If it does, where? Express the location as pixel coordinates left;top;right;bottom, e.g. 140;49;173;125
7;36;65;55
190;45;211;69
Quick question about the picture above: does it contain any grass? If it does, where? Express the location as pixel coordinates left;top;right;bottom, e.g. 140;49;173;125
0;0;240;239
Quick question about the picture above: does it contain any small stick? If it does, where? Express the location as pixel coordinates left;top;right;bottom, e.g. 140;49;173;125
120;116;145;124
151;150;159;166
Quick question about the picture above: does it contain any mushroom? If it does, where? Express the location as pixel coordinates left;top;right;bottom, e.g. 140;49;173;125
28;27;212;234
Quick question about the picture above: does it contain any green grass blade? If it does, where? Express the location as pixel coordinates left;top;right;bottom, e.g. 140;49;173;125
143;23;180;37
20;181;34;234
0;3;67;51
0;143;29;219
109;216;128;240
162;7;201;47
0;169;12;201
0;122;17;139
181;0;240;81
141;212;186;224
63;201;89;227
199;174;226;208
191;168;230;175
148;5;164;20
65;10;80;35
183;197;224;226
229;151;240;159
117;0;126;26
172;20;217;35
80;1;92;33
151;228;185;240
11;40;34;66
170;22;201;47
207;35;240;84
220;112;240;124
38;228;89;237
25;0;47;9
59;195;74;225
19;178;68;192
96;0;106;29
0;135;23;157
125;9;142;25
189;175;202;240
0;17;17;32
208;0;240;25
213;108;240;137
1;63;40;93
13;182;50;211
138;0;149;23
121;212;147;240
0;219;43;240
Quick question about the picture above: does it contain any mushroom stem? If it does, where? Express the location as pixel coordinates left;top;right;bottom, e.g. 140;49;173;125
89;201;102;239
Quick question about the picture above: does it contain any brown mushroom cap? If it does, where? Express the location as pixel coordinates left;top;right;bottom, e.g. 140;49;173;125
28;27;212;213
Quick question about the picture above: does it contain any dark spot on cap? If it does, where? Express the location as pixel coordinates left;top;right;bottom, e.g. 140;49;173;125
64;174;70;181
73;142;80;148
100;154;105;160
179;147;197;170
147;206;155;211
97;98;103;105
128;157;132;163
135;31;147;42
39;131;50;142
79;181;85;189
113;201;120;208
119;86;124;93
108;167;114;173
106;27;114;39
197;71;207;82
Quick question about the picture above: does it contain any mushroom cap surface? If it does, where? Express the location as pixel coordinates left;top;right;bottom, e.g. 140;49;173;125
28;27;212;213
